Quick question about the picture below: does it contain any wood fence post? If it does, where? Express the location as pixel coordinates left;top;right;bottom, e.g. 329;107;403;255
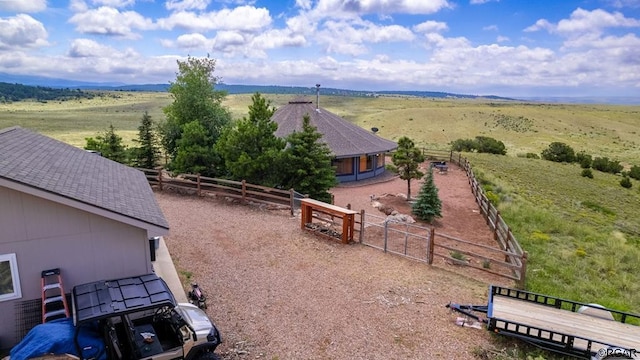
289;189;294;216
518;251;528;289
241;180;246;203
494;210;500;241
158;168;163;191
359;210;365;243
197;174;201;197
428;227;435;264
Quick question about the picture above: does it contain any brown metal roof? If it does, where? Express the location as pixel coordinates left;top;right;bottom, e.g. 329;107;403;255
0;126;169;230
272;99;397;158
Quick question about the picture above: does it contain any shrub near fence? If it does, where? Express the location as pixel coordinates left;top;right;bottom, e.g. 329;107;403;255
137;168;297;215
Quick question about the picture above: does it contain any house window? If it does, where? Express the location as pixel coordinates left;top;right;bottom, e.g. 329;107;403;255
360;155;374;172
0;253;22;302
332;158;353;175
376;154;385;168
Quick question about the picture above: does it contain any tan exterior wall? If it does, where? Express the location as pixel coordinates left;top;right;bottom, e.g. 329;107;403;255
0;186;153;348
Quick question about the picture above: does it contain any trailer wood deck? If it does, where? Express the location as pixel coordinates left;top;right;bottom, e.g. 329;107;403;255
491;294;640;353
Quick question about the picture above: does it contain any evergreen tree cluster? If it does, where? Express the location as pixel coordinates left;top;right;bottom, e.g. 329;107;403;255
85;56;337;202
0;82;94;102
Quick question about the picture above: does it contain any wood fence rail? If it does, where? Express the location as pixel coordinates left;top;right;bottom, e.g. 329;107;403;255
137;168;298;216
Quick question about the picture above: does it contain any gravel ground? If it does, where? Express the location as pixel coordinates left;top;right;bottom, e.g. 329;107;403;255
155;163;502;360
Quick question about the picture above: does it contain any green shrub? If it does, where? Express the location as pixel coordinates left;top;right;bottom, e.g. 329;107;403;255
525;152;540;159
450;251;467;262
629;165;640;180
450;138;475;152
450;136;506;155
581;168;593;178
474;136;507;155
486;190;500;205
541;142;575;163
592;157;624;174
620;176;633;189
575;151;592;168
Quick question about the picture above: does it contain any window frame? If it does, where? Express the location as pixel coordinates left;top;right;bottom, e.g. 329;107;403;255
0;253;22;302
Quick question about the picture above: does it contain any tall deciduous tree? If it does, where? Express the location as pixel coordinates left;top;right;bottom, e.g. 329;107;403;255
131;111;160;168
84;124;127;163
388;136;424;200
160;55;231;172
281;114;337;202
216;92;285;186
412;167;442;223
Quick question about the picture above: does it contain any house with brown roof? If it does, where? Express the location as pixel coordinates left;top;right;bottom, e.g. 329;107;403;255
271;98;397;182
0;126;169;349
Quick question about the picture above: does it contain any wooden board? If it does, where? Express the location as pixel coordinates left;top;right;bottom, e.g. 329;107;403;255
491;295;640;352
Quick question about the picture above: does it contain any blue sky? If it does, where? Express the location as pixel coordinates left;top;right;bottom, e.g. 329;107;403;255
0;0;639;97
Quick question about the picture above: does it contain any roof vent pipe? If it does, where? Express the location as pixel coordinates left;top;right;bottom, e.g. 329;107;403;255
315;84;320;110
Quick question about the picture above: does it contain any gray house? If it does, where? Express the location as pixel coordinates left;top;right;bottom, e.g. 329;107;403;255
271;98;398;182
0;126;169;349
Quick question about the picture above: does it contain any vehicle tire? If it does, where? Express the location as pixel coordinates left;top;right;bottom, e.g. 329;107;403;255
194;351;221;360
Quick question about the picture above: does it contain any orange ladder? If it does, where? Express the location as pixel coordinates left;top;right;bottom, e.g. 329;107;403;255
41;268;70;323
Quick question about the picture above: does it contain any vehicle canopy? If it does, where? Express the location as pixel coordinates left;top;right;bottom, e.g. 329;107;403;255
72;273;177;326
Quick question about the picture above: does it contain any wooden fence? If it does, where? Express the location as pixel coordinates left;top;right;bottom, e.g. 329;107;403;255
137;168;298;215
139;149;528;288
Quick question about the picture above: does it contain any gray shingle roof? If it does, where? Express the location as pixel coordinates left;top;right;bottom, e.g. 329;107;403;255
0;126;169;230
272;99;397;158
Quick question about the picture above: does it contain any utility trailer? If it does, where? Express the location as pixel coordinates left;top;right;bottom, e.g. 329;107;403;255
448;286;640;359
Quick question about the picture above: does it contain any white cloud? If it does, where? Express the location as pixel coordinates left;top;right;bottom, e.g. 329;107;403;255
413;20;448;33
0;14;49;49
68;38;120;57
295;0;313;11
157;5;272;32
251;29;307;49
496;35;509;43
174;33;211;49
69;0;89;12
0;0;47;12
314;0;451;15
68;6;155;37
316;19;414;55
91;0;136;8
165;0;211;11
524;19;554;32
483;25;498;31
526;8;640;36
556;8;640;35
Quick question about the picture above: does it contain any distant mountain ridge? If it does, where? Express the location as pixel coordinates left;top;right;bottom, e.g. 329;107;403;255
1;72;638;104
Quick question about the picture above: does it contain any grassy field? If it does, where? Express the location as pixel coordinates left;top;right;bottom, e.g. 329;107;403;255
2;91;639;314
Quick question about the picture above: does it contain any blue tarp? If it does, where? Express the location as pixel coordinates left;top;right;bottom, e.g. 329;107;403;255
10;318;106;360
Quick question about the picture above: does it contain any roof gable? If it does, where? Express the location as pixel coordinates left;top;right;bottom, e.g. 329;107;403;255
0;126;169;230
271;99;397;158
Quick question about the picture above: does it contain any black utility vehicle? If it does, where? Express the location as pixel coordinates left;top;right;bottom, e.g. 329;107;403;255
72;273;221;360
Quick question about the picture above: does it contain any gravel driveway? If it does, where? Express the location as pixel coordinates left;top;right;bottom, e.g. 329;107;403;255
155;163;499;359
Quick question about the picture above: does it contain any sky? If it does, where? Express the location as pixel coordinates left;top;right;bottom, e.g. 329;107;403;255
0;0;639;98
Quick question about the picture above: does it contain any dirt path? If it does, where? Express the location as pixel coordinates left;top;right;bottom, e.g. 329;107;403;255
155;162;507;359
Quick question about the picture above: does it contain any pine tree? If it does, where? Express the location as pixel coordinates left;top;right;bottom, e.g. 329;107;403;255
84;124;127;163
216;92;285;186
387;136;425;200
281;114;337;202
412;167;442;223
131;111;160;168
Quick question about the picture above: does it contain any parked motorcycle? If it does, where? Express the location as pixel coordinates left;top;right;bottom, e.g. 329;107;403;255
187;282;207;310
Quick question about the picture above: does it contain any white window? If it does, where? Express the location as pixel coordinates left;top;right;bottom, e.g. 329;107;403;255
0;253;22;302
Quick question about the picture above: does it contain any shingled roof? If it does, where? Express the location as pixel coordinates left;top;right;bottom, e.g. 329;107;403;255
272;99;397;158
0;126;169;231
